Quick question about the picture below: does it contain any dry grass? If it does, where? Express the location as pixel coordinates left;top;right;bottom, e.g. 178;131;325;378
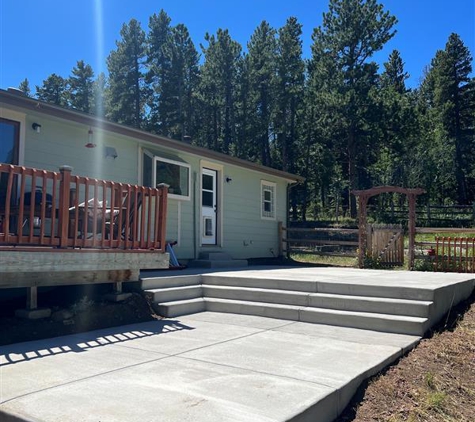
337;294;475;421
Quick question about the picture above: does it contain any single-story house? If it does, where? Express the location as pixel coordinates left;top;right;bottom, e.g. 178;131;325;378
0;88;303;285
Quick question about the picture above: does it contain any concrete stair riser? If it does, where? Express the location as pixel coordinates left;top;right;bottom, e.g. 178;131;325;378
198;252;234;260
141;275;202;290
205;299;301;321
315;282;435;301
156;298;205;318
299;307;428;336
203;285;432;318
187;260;248;269
201;275;317;293
202;275;436;301
203;285;310;307
146;285;203;303
308;294;431;318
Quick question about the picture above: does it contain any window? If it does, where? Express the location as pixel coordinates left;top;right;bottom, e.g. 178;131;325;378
261;181;276;219
142;150;191;200
0;118;20;207
155;158;190;198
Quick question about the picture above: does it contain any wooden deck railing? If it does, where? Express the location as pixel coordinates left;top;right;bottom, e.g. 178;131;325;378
0;164;168;251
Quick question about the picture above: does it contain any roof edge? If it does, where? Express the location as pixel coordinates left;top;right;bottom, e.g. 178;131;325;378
0;89;305;183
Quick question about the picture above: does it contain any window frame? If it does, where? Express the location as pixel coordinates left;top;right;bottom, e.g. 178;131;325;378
261;180;276;220
153;155;191;201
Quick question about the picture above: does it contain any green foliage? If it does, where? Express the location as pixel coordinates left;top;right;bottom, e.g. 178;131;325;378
18;78;31;97
29;2;475;220
68;60;94;113
106;19;148;128
36;73;68;106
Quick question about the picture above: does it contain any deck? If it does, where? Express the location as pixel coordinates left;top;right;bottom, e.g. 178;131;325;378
0;164;169;307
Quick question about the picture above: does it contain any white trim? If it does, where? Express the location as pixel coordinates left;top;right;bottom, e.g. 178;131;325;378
154;155;191;201
261;180;277;220
200;160;224;247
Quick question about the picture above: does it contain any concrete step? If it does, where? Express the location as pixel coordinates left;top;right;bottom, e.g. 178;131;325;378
201;274;435;300
204;298;429;336
299;307;428;336
202;285;432;318
198;252;234;261
187;259;248;269
156;298;206;318
141;274;202;290
145;285;203;303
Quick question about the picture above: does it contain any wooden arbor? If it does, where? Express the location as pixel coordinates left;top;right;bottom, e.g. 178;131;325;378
352;186;425;269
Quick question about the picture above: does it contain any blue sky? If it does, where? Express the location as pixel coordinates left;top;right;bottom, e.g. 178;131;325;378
0;0;473;91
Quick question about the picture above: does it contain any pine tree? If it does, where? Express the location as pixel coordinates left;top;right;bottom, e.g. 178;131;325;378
421;34;475;203
274;17;305;173
246;21;277;166
69;60;95;113
197;29;242;154
310;0;397;217
18;78;31;97
146;10;172;133
36;74;68;106
92;72;107;117
381;50;409;94
106;19;147;128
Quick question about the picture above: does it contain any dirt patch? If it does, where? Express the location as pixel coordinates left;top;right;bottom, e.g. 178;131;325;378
336;292;475;422
0;288;160;346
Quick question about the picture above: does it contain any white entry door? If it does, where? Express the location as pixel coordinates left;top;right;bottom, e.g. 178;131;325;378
201;168;217;245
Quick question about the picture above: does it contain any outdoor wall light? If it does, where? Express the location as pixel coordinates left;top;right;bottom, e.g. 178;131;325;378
105;146;118;160
32;123;41;133
226;176;233;183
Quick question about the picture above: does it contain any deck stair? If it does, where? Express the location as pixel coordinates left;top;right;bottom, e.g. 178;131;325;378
186;252;248;269
140;270;451;336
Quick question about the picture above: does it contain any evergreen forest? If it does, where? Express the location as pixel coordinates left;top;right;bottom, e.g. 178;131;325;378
19;0;475;221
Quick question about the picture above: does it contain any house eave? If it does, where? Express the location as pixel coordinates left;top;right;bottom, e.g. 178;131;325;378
0;89;305;183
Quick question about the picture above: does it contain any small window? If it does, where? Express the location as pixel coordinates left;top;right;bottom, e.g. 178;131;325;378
261;181;276;219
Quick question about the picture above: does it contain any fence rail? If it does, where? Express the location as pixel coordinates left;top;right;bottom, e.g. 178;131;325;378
279;223;359;257
0;164;168;251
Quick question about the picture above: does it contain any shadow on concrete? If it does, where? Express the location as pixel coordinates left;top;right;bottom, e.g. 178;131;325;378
0;319;193;368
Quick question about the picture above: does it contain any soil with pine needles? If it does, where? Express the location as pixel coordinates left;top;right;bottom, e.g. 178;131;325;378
0;285;160;347
336;291;475;422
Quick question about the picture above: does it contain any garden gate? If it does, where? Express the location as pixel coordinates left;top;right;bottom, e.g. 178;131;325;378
367;224;404;266
352;186;425;269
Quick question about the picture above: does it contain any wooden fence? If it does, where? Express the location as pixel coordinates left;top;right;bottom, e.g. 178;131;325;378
434;237;475;273
414;228;475;273
0;164;168;251
278;223;359;257
369;204;475;227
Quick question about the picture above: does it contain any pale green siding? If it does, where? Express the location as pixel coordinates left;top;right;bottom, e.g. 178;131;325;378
24;114;138;184
9;105;294;261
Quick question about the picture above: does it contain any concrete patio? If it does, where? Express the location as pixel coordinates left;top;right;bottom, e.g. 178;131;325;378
1;267;474;422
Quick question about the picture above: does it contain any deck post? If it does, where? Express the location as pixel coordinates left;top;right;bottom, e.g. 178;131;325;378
157;183;169;252
104;282;132;302
15;286;52;319
59;166;73;248
27;286;38;309
408;194;416;270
